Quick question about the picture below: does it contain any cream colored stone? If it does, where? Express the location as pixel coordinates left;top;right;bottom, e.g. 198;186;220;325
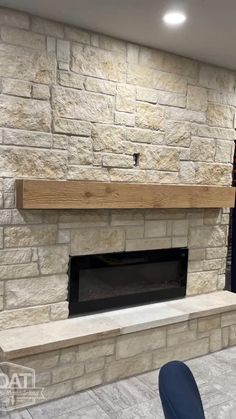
44;381;72;401
85;77;116;95
199;64;235;92
32;84;50;100
116;84;136;113
166;107;206;124
110;169;146;183
187;86;208;111
3;129;52;148
0;305;51;329
191;123;236;141
67;166;109;181
190;137;215;161
71;228;125;255
50;302;68;321
203;259;223;271
198;315;221;332
165;121;191;147
140;146;179;171
59;210;109;228
115;112;135;126
187;271;218;295
0;7;29;29
0;249;32;265
136;102;164;130
105;353;152;382
207;104;234;128
52;363;84;383
189;225;227;248
221;311;236;327
1;26;45;50
209;329;222;352
158;172;179;184
2;79;31;97
116;328;166;359
92;124;125;153
68;137;93;165
136;87;158;103
189;249;205;261
215;140;233;163
53;135;68;150
0;147;66;178
127;43;139;63
77;339;115;362
72;44;126;82
85;357;105;373
0;96;51;131
32;16;64;37
172;220;188;236
58;71;84;90
145;220;167;238
125;226;144;239
0;262;39;280
206;247;227;259
5;274;68;309
102;154;133;168
167;329;196;347
38;245;69;275
52;86;113;123
158;91;186;108
126;237;171;251
53;118;91;136
19;351;59;371
65;26;90;44
195;163;232;186
4;225;57;247
73;371;103;392
208;90;236;106
57;39;69;64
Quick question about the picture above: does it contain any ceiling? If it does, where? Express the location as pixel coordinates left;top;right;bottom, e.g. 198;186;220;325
1;0;236;70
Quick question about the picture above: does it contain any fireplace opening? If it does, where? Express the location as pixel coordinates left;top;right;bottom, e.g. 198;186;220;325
68;247;188;316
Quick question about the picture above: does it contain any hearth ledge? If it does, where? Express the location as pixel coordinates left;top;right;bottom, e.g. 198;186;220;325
1;290;236;360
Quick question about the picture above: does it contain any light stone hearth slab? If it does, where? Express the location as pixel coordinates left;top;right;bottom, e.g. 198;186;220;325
0;291;236;360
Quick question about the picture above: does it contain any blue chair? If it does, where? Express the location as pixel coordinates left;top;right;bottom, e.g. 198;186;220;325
159;361;205;419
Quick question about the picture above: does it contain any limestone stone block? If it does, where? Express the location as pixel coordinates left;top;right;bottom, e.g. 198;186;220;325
172;220;188;236
53;118;91;136
58;71;84;90
2;79;31;97
116;328;166;359
3;129;52;148
68;137;93;165
50;301;68;321
190;137;215;161
43;381;72;401
91;33;126;54
85;77;116;95
71;228;125;255
115;112;135;126
1;26;45;50
209;329;222;352
111;209;144;228
158;172;179;184
0;305;51;329
127;63;186;93
0;249;32;265
60;348;77;365
38;245;69;275
0;262;39;280
158;91;186;108
153;338;209;369
203;208;222;225
172;236;188;247
85;357;105;373
4;225;57;247
136;102;164;130
167;330;196;347
5;274;68;309
116;84;136;112
187;86;208;111
102;154;133;168
52;363;84;384
126;237;171;251
215;140;233;163
92;124;125;153
188;249;205;261
136;87;158;103
221;311;236;327
208;90;236;106
35;371;51;387
195;163;232;186
67;166;109;181
165;121;191;147
109;169;146;183
203;259;223;271
207;104;234;128
105;353;152;382
47;36;56;53
64;26;90;44
19;351;60;372
187;271;218;295
166;107;206;124
73;371;103;392
53;135;68;150
125;226;144;239
127;43;139;63
189;225;227;248
32;16;64;38
206;247;227;259
77;339;115;362
0;147;66;178
145;220;167;238
126;128;165;145
0;7;29;29
188;261;204;273
32;84;50;100
0;44;56;84
72;44;126;82
198;315;221;332
199;64;235;92
191;123;236;141
57;39;70;64
52;86;113;123
139;146;179;171
0;228;3;249
59;210;109;228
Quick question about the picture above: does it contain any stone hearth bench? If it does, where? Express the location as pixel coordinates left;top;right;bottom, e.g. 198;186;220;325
1;290;236;404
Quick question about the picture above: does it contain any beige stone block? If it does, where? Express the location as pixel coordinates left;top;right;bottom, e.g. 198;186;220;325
189;225;227;248
179;161;196;184
109;169;146;183
1;26;45;50
187;86;208;111
58;71;84;90
68;137;93;165
105;353;152;382
53;135;68;150
198;315;221;332
221;311;236;327
188;249;205;261
64;26;90;44
68;166;109;181
115;112;135;126
209;329;222;352
206;247;227;259
3;129;52;148
46;36;56;53
125;226;144;239
172;236;188;247
85;357;105;373
50;301;68;321
92;34;126;54
222;327;230;348
199;64;235;92
102;154;133;168
77;339;115;362
56;39;69;64
53;118;91;136
166;107;206;124
0;147;66;178
172;220;188;236
203;208;222;225
188;260;204;273
136;102;164;130
167;322;188;335
60;348;77;365
73;371;103;392
0;249;32;265
2;79;31;98
153;338;209;369
203;259;223;271
221;214;230;224
52;86;113;123
4;225;57;248
71;228;125;255
215;140;233;163
32;16;64;37
127;43;139;63
110;210;144;226
140;146;179;172
52;363;84;384
85;77;116;95
32;84;50;100
229;325;236;346
158;91;186;108
0;262;39;280
59;210;109;228
43;381;72;401
191;123;236;141
126;128;164;145
187;271;218;295
38;245;69;275
116;84;136;113
207;104;234;128
136;87;158;103
72;44;126;82
116;328;166;359
19;351;59;371
0;305;51;329
0;7;29;29
0;96;51;131
208;90;236;106
11;209;43;225
92;124;125;153
0;228;3;249
190;137;215;162
167;329;196;347
36;371;52;387
195;163;232;186
126;237;171;251
145;209;186;220
127;63;186;93
145;220;167;238
5;274;68;309
159;172;179;184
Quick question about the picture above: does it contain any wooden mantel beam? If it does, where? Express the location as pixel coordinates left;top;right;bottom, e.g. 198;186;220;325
15;180;236;210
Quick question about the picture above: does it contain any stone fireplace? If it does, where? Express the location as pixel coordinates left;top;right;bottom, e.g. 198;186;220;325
0;6;236;407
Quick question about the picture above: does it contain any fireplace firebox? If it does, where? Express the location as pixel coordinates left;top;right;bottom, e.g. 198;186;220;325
68;247;188;315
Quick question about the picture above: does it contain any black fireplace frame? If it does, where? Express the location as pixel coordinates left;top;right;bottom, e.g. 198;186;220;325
68;247;188;316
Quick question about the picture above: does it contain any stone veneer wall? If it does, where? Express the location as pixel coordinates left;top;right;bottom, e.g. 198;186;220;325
0;7;234;329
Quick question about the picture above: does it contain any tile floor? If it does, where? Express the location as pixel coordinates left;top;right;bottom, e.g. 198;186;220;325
3;346;236;418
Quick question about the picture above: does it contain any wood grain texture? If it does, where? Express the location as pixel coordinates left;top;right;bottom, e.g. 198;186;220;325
15;180;236;209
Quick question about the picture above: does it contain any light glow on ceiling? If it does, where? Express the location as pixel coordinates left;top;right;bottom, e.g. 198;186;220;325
163;11;186;26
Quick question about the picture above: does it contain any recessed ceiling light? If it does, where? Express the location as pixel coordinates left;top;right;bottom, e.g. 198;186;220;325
163;11;186;26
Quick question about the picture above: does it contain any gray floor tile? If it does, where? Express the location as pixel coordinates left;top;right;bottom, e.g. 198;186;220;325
1;410;32;419
53;404;110;419
199;383;231;410
115;397;164;419
137;370;159;391
205;400;235;419
186;353;233;382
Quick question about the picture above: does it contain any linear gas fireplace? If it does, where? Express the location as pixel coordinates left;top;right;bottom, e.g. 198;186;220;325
68;247;188;315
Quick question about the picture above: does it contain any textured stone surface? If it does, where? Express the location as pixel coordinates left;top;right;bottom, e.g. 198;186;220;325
207;104;235;128
1;26;45;50
136;102;164;130
71;228;125;255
